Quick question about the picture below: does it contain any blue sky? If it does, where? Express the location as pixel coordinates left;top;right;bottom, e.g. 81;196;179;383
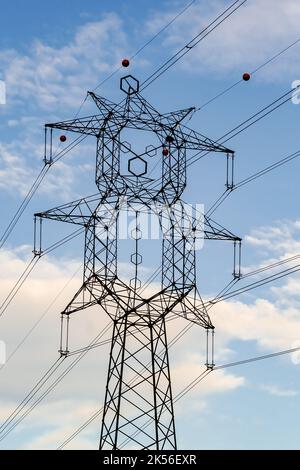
1;0;300;450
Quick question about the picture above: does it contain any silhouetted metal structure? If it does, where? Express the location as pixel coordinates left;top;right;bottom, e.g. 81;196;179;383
35;75;241;449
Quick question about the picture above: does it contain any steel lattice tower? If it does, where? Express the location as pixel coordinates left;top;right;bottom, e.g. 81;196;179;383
35;75;240;449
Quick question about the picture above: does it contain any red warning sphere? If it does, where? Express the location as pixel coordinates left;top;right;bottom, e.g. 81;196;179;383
243;72;251;81
60;135;67;142
122;58;130;68
162;148;169;156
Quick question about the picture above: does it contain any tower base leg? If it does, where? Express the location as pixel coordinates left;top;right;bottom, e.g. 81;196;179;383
100;315;177;450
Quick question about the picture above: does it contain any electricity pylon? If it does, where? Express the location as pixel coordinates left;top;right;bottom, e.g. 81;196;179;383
35;74;240;449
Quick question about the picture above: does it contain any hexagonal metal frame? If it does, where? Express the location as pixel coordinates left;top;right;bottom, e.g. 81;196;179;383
128;156;147;177
130;278;141;289
120;75;140;95
121;141;131;153
145;145;157;158
131;228;142;240
131;253;142;265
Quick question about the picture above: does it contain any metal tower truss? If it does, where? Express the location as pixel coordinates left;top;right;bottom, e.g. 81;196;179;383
35;75;241;450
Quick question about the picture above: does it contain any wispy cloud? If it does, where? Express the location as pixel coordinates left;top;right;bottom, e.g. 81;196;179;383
261;384;298;397
1;14;128;112
146;0;300;81
0;14;130;200
0;247;246;449
242;219;300;280
1;222;300;448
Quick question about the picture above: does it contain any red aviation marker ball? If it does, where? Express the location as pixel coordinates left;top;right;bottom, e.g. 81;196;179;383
162;148;169;156
122;58;130;67
243;72;251;81
60;135;67;142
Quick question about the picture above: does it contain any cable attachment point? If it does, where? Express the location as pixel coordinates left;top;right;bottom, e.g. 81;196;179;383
59;313;70;357
205;328;215;370
58;349;69;358
233;238;242;279
33;216;43;256
226;152;235;190
43;127;54;166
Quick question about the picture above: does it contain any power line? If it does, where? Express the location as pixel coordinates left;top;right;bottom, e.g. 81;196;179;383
206;146;300;218
187;84;299;168
57;319;195;449
241;253;300;279
0;356;65;434
235;149;300;190
0;228;83;320
204;252;300;310
0;0;200;250
0;262;165;441
220;90;295;144
51;247;300;447
59;339;300;449
37;68;239;446
0;263;82;371
0;298;180;440
56;0;248;183
0;256;40;318
119;368;212;449
47;0;200;158
120;344;300;447
198;36;300;110
0;322;112;441
4;0;300;448
140;0;248;91
1;3;296;252
0;135;86;251
214;346;300;370
93;0;199;93
205;262;300;307
0;165;49;250
119;344;300;448
55;145;300;447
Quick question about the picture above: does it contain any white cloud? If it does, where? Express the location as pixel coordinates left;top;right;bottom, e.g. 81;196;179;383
147;0;300;81
20;400;99;450
245;219;300;254
173;354;245;397
2;212;300;449
0;14;129;199
0;130;96;199
261;384;298;397
0;142;35;196
0;246;247;449
3;2;300;450
1;14;128;112
213;296;300;351
242;219;300;280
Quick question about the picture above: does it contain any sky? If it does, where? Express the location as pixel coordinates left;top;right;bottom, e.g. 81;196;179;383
1;0;300;450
